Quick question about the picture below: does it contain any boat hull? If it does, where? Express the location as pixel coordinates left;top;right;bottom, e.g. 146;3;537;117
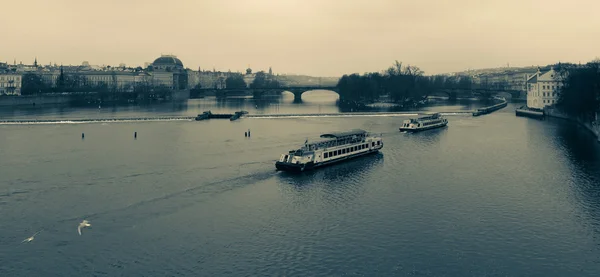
399;122;447;133
515;108;544;119
472;101;508;116
276;148;381;173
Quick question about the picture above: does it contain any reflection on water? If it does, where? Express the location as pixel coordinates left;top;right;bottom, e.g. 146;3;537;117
278;153;384;187
555;120;600;164
1;91;493;121
552;119;600;244
3;110;600;275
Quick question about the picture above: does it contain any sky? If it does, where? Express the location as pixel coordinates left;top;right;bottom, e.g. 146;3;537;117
1;0;599;76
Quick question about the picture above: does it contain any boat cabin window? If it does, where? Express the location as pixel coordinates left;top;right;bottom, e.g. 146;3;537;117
324;153;328;158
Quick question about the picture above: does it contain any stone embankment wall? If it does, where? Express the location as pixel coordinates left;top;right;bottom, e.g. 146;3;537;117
0;90;190;106
545;107;600;142
0;95;71;106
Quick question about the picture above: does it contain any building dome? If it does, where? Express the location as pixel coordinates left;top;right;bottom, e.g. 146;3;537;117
153;55;183;67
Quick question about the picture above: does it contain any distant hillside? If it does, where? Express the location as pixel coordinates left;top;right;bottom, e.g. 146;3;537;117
450;63;568;77
277;74;339;87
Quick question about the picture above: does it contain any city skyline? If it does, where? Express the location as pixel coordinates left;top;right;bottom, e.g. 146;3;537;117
2;0;599;76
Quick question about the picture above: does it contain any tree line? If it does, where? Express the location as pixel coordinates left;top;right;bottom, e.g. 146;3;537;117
223;71;281;89
21;71;172;102
336;61;480;106
555;60;600;122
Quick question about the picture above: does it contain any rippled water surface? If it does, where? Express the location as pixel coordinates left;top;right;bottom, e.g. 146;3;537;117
1;100;600;276
0;91;489;121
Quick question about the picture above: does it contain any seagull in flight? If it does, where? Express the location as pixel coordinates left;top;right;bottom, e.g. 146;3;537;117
78;220;91;235
21;230;42;243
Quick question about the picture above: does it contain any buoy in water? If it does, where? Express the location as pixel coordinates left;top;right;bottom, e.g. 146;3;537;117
82;133;85;139
134;132;137;139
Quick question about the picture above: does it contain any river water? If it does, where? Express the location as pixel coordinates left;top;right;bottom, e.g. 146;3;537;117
1;91;600;276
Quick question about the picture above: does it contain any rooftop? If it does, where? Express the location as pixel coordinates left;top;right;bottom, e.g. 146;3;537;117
153;55;183;67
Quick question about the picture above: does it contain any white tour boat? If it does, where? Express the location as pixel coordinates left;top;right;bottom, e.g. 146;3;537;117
275;129;383;172
399;113;448;132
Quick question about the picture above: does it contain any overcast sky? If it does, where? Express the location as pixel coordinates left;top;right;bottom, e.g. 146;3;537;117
2;0;598;76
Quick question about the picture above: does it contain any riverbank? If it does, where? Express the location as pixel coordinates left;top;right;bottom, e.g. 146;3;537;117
0;90;190;107
0;95;72;106
545;107;600;142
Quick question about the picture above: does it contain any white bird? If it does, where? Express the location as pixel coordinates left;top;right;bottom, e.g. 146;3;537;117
21;230;42;243
78;220;91;235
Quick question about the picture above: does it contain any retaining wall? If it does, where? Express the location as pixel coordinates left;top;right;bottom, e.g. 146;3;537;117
545;107;600;142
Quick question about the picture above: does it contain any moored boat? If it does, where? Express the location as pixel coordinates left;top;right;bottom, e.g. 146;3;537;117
472;98;508;116
195;111;212;121
275;129;383;172
230;110;248;121
515;106;544;119
399;113;448;132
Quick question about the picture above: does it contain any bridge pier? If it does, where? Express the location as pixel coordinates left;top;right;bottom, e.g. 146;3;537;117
292;91;303;103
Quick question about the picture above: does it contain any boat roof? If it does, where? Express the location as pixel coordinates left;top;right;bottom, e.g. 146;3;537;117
320;129;367;139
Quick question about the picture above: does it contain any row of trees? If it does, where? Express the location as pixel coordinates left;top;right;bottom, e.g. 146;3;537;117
223;71;281;90
556;60;600;122
20;72;172;102
250;71;280;89
336;61;475;104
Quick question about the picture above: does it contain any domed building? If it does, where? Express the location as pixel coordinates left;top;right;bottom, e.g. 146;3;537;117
150;55;187;90
152;55;184;71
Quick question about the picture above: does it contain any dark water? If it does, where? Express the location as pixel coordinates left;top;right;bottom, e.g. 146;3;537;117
1;95;600;276
0;91;489;121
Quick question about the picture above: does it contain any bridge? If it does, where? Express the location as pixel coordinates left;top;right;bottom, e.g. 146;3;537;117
197;86;339;102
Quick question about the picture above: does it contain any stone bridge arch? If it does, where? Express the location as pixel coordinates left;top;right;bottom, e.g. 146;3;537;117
283;87;340;102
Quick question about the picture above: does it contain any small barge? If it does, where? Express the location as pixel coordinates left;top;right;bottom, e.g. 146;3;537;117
230;111;248;121
195;110;248;121
515;106;544;119
472;98;508;116
275;129;383;172
399;113;448;133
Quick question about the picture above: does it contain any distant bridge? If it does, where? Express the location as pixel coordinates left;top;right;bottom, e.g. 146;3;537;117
197;86;339;102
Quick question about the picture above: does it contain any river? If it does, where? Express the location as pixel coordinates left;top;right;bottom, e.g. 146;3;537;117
1;91;600;276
